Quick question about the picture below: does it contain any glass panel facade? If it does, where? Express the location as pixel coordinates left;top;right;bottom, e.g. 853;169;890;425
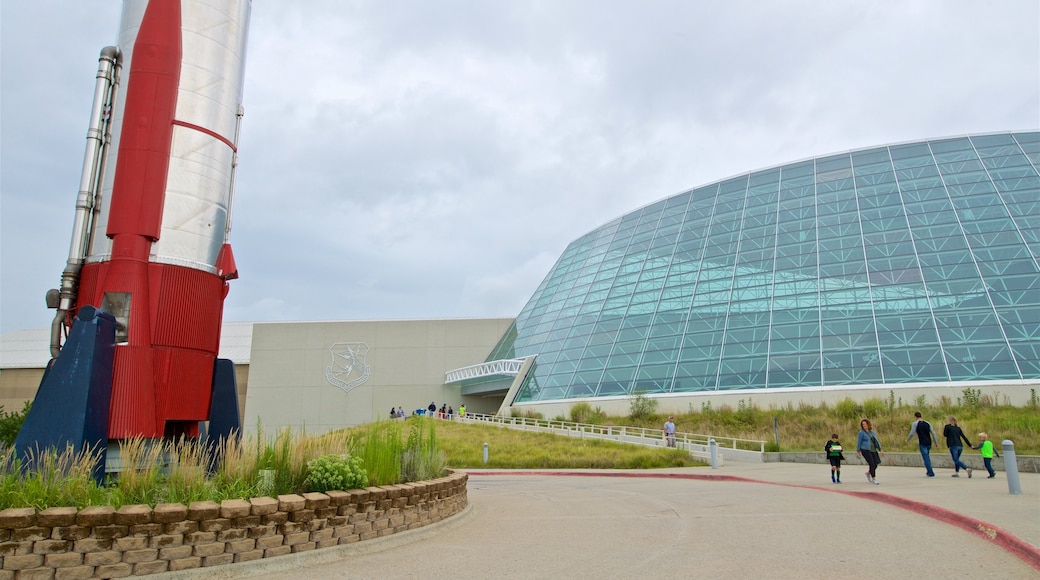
486;133;1040;402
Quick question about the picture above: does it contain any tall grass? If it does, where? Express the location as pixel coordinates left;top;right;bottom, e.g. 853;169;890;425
108;437;167;506
0;418;453;510
401;418;445;481
161;438;211;505
356;420;403;485
587;394;1040;454
0;445;105;510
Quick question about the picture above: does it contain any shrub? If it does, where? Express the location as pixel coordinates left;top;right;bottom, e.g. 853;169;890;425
569;403;591;423
834;398;860;420
736;398;757;423
306;454;368;493
862;398;886;417
0;401;31;447
569;402;604;424
628;390;658;420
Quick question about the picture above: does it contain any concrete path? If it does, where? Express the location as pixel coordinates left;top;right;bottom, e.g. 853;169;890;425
158;463;1040;580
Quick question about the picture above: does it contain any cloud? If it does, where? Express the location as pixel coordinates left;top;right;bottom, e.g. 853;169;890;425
2;1;1038;334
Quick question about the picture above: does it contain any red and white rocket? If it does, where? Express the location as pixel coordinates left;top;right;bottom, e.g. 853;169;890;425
23;0;252;451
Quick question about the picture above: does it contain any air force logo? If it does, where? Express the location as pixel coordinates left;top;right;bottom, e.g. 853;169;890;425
325;342;372;393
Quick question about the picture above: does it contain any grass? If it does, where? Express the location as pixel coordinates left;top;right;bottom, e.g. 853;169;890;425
561;392;1040;454
0;420;447;511
393;420;701;469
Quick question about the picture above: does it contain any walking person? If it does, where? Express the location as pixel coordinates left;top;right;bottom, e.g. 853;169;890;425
663;416;676;448
972;432;999;478
825;433;846;483
906;411;939;477
856;419;884;485
942;416;973;478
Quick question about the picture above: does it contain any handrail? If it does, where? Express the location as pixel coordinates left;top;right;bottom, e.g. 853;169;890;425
445;358;527;383
454;412;767;454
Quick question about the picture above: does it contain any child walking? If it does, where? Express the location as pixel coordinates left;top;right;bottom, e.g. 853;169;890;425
825;433;846;483
972;432;1000;478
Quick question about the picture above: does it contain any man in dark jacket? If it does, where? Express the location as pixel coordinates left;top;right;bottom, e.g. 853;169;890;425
907;411;939;477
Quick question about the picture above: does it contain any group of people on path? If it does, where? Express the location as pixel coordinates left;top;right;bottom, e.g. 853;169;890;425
391;402;467;419
422;401;467;419
828;414;999;485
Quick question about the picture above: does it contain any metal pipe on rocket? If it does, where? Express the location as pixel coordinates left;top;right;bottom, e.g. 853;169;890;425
16;0;252;465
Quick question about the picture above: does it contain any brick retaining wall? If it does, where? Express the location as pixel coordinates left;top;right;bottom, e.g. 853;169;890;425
0;471;467;579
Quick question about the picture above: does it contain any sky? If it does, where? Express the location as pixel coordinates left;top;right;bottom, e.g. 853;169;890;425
1;1;1038;334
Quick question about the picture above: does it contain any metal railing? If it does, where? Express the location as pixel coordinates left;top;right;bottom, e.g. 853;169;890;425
445;358;527;383
453;412;767;462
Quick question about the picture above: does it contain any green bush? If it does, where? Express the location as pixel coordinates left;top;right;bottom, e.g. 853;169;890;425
962;388;982;407
569;402;604;424
0;401;31;447
628;390;659;420
862;398;886;418
834;398;860;420
305;454;368;493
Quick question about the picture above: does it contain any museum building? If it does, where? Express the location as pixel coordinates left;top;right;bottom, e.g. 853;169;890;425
477;131;1040;417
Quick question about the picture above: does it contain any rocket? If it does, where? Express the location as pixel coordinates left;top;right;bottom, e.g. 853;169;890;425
16;0;252;463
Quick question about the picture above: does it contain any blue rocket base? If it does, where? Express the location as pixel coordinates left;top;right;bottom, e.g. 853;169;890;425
14;306;115;482
204;357;241;472
208;357;241;441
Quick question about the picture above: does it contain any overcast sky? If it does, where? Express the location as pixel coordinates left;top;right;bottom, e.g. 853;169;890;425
2;1;1038;334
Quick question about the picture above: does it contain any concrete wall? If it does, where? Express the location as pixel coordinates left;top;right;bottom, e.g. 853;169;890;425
242;319;513;434
0;368;42;415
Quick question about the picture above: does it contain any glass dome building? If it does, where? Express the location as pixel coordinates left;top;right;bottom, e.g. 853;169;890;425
486;131;1040;405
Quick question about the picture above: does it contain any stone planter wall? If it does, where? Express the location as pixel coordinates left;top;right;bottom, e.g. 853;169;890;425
0;471;468;579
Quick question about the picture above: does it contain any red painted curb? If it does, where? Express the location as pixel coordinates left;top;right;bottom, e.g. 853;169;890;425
466;470;1040;572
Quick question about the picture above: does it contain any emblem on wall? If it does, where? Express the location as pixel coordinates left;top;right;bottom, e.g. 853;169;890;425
325;342;372;394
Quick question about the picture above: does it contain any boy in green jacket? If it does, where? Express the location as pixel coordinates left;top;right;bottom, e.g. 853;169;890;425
972;432;999;479
825;434;845;483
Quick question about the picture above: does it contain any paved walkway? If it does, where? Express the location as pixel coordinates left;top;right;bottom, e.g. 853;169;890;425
158;462;1040;579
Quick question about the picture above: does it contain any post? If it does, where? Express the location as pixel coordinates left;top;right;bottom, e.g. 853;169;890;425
483;442;489;465
709;438;719;470
1002;440;1021;495
773;416;779;449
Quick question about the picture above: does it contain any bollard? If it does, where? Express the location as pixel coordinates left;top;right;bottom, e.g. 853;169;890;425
483;442;489;465
709;438;719;469
1002;440;1021;495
